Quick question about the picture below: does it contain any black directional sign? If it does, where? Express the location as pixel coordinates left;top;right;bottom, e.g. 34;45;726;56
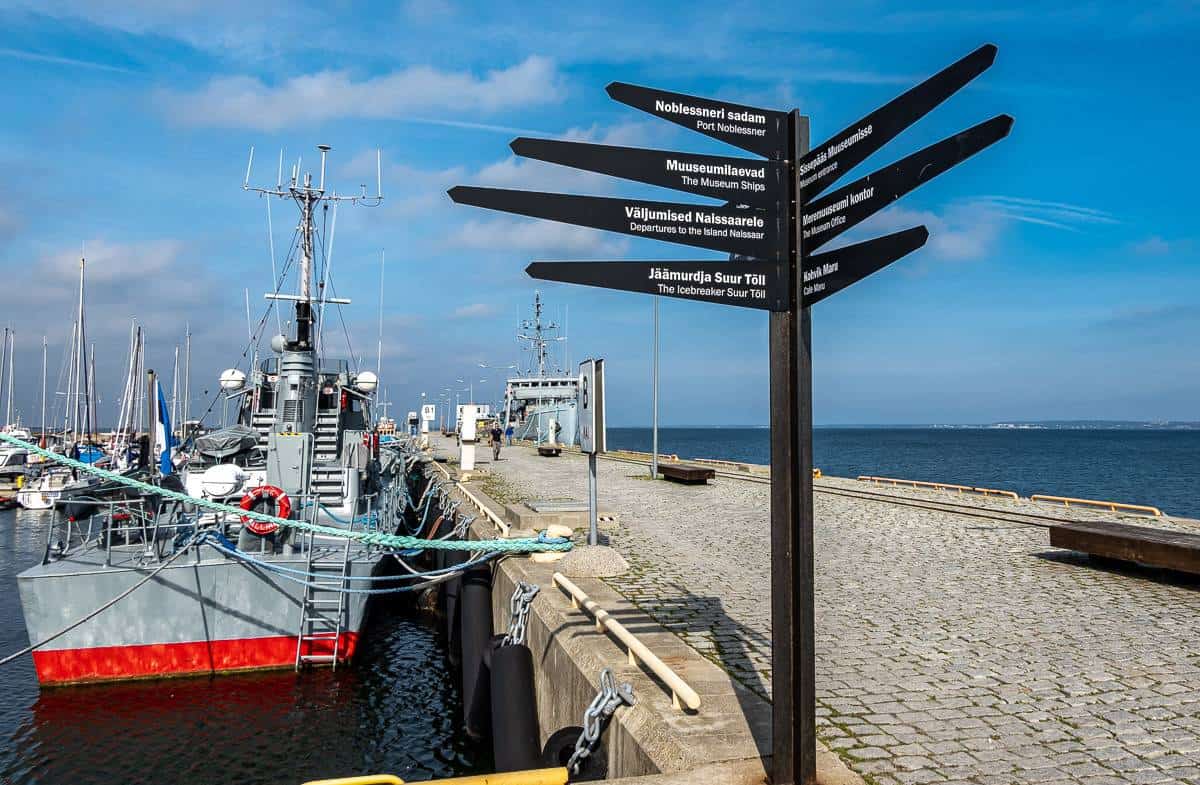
448;186;784;259
606;82;788;159
799;44;998;201
802;114;1013;252
451;45;1013;785
511;138;787;209
801;226;928;306
527;259;788;311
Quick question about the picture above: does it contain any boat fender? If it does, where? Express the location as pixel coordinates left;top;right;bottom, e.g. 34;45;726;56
460;563;493;739
491;642;541;772
542;727;606;781
239;485;291;535
442;548;468;667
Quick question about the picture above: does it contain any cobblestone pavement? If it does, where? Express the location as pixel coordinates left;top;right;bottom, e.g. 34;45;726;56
456;438;1200;785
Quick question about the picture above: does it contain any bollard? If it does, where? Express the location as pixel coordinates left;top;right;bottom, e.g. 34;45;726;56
459;563;493;738
491;643;540;772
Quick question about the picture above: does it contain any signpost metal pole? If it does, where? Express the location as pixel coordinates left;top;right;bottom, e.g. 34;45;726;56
651;297;659;479
770;111;815;785
588;451;599;545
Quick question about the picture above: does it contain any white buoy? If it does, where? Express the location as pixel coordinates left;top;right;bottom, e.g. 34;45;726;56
219;368;247;391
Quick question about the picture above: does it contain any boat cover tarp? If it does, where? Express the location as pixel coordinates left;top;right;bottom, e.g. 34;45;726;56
195;425;258;459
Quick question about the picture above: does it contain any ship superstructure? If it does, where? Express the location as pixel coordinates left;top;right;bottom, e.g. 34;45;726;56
502;292;579;446
16;145;406;685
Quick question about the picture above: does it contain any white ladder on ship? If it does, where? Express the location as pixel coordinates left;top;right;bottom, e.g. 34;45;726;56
295;528;352;670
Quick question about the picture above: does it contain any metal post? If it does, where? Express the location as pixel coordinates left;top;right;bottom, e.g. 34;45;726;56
587;452;599;546
770;110;815;785
651;296;659;479
146;369;157;480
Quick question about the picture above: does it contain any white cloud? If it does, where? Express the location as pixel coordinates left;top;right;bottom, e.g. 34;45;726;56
1131;235;1171;256
452;303;499;319
844;194;1119;266
158;56;564;130
453;218;628;257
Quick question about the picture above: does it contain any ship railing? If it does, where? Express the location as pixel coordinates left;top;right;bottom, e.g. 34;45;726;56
41;496;199;567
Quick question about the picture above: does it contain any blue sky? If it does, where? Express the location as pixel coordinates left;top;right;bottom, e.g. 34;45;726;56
0;0;1195;427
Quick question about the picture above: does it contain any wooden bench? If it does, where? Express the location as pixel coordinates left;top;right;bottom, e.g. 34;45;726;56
1049;521;1200;575
537;445;562;457
659;463;717;485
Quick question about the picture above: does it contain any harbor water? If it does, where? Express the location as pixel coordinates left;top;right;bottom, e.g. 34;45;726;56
609;427;1200;519
0;508;486;785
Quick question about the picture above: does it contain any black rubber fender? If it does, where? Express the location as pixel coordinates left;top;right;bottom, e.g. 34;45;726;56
542;726;607;781
459;563;493;738
490;643;540;772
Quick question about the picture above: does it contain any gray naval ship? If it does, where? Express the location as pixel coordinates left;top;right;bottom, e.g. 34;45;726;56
17;146;408;685
502;292;580;447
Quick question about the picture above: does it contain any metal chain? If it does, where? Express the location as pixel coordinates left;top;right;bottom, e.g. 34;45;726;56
502;581;540;646
451;513;476;540
566;668;635;774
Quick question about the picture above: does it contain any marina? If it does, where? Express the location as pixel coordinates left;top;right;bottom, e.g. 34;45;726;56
0;10;1195;785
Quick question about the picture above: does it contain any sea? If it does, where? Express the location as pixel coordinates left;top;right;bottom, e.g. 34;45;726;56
0;507;488;785
609;427;1200;520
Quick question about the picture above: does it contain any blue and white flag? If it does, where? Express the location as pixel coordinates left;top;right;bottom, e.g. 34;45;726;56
155;381;177;475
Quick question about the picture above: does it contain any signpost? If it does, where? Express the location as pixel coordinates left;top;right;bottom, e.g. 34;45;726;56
578;358;606;546
450;44;1011;785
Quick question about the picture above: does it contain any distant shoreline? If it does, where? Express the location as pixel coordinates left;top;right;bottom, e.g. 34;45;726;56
609;422;1200;431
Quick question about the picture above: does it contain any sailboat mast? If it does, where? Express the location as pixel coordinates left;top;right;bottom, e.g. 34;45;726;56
7;329;15;426
77;256;92;444
63;321;76;437
182;325;191;437
88;344;96;440
377;249;385;378
171;345;179;434
40;335;47;444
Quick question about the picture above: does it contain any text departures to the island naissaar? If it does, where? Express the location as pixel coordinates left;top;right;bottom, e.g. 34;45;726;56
448;187;785;259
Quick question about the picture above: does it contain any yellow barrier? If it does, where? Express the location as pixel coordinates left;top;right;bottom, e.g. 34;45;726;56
856;475;1018;501
302;767;569;785
1030;494;1162;517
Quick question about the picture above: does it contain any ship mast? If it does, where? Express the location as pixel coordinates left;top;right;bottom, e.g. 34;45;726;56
244;144;382;348
517;291;565;378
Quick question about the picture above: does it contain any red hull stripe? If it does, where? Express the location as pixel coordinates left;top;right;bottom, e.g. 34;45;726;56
32;633;359;684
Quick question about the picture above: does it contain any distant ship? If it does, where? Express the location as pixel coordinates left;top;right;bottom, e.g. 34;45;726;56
501;292;579;446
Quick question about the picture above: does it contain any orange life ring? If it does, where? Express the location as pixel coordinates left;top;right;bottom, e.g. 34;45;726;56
239;485;291;535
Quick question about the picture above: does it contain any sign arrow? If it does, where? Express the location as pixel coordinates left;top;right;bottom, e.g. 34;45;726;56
801;114;1013;253
510;138;788;209
605;82;788;159
801;226;929;307
527;259;788;311
448;186;784;259
800;44;999;201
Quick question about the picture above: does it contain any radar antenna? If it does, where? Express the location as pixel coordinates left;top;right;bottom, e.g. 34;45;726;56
242;145;384;350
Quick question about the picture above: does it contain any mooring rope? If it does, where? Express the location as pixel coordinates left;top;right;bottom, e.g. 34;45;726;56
0;432;571;554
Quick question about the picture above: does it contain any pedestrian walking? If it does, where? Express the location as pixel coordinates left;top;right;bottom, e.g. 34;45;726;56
505;423;514;446
490;422;503;460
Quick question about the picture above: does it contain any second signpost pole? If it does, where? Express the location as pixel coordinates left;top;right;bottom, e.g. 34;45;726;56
770;110;816;785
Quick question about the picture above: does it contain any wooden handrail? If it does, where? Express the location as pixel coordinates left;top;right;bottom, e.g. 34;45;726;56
553;572;701;712
1031;494;1162;517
